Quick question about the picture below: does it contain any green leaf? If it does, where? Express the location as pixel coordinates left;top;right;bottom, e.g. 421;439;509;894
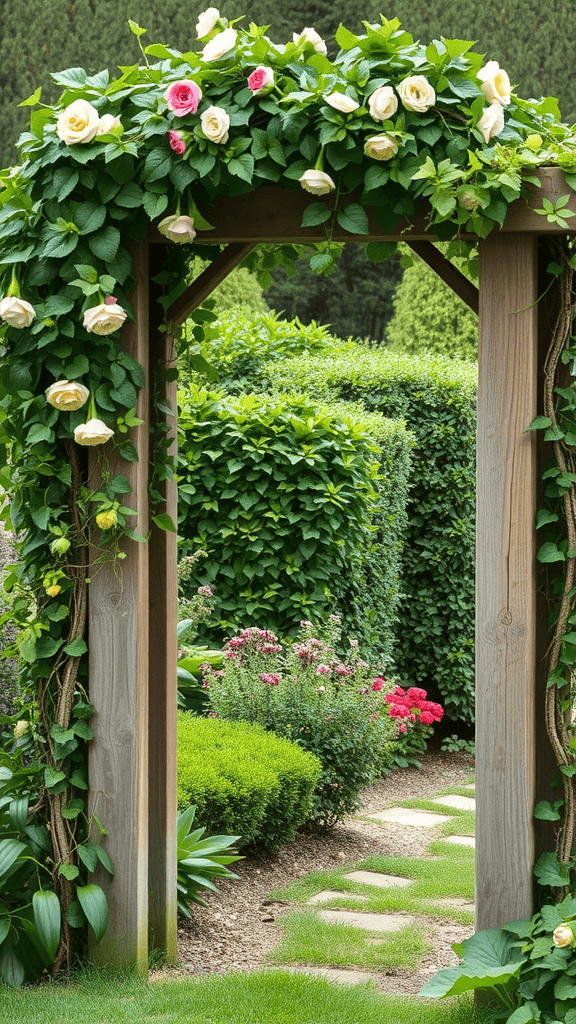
128;19;147;37
74;202;107;235
0;919;9;946
533;800;562;821
537;542;565;563
76;884;109;943
152;513;177;532
18;87;43;107
0;839;26;880
63;638;87;657
365;241;397;262
534;851;572;888
419;928;525;998
144;148;173;182
88;226;121;263
536;509;559;529
32;890;61;962
114;182;144;208
44;766;66;789
301;203;332;227
0;940;25;987
59;863;80;881
143;191;169;220
77;843;98;872
336;203;370;235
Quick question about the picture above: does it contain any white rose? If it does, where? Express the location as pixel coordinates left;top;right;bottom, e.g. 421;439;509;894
476;103;505;145
553;924;576;948
0;296;35;328
299;169;336;195
83;301;127;335
323;92;359;114
477;61;511;106
74;419;114;446
201;105;230;144
45;380;90;411
196;7;220;38
201;27;237;61
397;76;436;113
14;720;29;739
368;86;398;122
96;114;122;136
293;27;327;56
158;214;197;244
56;99;100;145
364;134;398;161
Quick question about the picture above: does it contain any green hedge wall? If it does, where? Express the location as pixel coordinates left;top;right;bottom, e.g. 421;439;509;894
177;386;413;664
268;345;477;725
177;714;321;849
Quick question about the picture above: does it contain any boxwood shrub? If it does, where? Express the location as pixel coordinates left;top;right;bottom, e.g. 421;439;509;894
177;386;413;664
267;345;477;726
177;714;321;849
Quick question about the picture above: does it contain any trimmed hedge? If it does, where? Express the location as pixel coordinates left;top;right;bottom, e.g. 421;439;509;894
176;714;321;849
177;386;413;664
268;345;477;725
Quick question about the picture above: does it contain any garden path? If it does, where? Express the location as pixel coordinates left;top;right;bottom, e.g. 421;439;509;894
157;751;476;995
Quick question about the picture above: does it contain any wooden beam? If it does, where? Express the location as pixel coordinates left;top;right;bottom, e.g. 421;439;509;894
476;233;539;930
87;241;150;971
147;169;576;246
168;242;256;327
406;241;479;313
148;246;178;961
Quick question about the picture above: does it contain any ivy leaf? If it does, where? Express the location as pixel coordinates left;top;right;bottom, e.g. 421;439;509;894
534;851;572;888
64;638;88;657
537;542;565;563
44;767;66;789
336;203;370;235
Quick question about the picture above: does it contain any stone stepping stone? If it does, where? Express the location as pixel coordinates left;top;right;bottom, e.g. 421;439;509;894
432;795;476;812
287;966;372;986
372;807;452;827
317;910;414;931
343;870;413;889
445;835;475;848
464;784;475;790
308;890;368;905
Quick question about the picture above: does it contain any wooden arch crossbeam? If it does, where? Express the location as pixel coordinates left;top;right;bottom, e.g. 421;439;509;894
88;167;576;969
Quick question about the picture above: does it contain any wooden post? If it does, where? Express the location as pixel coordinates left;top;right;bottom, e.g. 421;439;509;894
147;248;178;960
87;241;150;969
476;233;539;929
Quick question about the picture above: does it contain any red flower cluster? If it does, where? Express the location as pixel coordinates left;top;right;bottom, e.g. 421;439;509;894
260;673;281;686
384;686;444;726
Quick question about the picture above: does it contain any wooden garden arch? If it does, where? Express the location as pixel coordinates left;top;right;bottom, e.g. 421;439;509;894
87;166;576;969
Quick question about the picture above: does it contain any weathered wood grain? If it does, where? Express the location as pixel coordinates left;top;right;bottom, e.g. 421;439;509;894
87;241;150;969
476;233;539;929
406;240;479;312
148;248;178;961
168;242;255;328
147;169;576;245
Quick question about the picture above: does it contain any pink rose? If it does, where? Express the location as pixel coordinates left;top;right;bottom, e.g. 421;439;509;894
372;678;384;692
168;130;186;154
398;723;407;733
248;66;274;96
163;80;202;116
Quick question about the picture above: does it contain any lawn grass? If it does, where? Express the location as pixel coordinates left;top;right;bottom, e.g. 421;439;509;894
267;910;430;969
269;844;475;926
0;969;493;1024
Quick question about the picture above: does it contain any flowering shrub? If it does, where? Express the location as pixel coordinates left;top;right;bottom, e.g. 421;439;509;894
206;617;442;826
384;684;444;770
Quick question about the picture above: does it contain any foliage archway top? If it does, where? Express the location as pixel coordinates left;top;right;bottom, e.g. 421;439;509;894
2;6;576;987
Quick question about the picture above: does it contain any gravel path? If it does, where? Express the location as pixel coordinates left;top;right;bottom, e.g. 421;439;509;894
154;751;475;994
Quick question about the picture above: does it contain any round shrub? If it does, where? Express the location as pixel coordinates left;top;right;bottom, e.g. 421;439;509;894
177;714;321;849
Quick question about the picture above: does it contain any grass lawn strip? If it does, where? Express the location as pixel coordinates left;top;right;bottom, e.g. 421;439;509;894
0;969;490;1024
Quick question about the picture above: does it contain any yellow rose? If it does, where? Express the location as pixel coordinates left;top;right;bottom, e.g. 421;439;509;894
56;99;100;145
397;76;436;113
74;419;114;446
96;510;117;530
45;380;90;411
298;169;336;195
368;86;398;122
201;27;237;61
477;61;511;106
158;214;197;244
322;92;359;114
83;301;127;335
45;584;61;597
0;296;36;328
553;924;576;947
200;106;230;144
476;103;505;145
364;134;398;161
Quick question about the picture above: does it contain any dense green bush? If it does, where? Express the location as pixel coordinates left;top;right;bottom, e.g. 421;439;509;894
183;307;337;395
386;257;478;359
206;619;397;828
268;345;477;725
177;714;321;849
177;386;413;664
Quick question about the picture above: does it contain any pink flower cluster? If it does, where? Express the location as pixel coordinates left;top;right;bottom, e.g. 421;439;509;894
385;686;444;727
224;627;282;662
260;673;281;686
